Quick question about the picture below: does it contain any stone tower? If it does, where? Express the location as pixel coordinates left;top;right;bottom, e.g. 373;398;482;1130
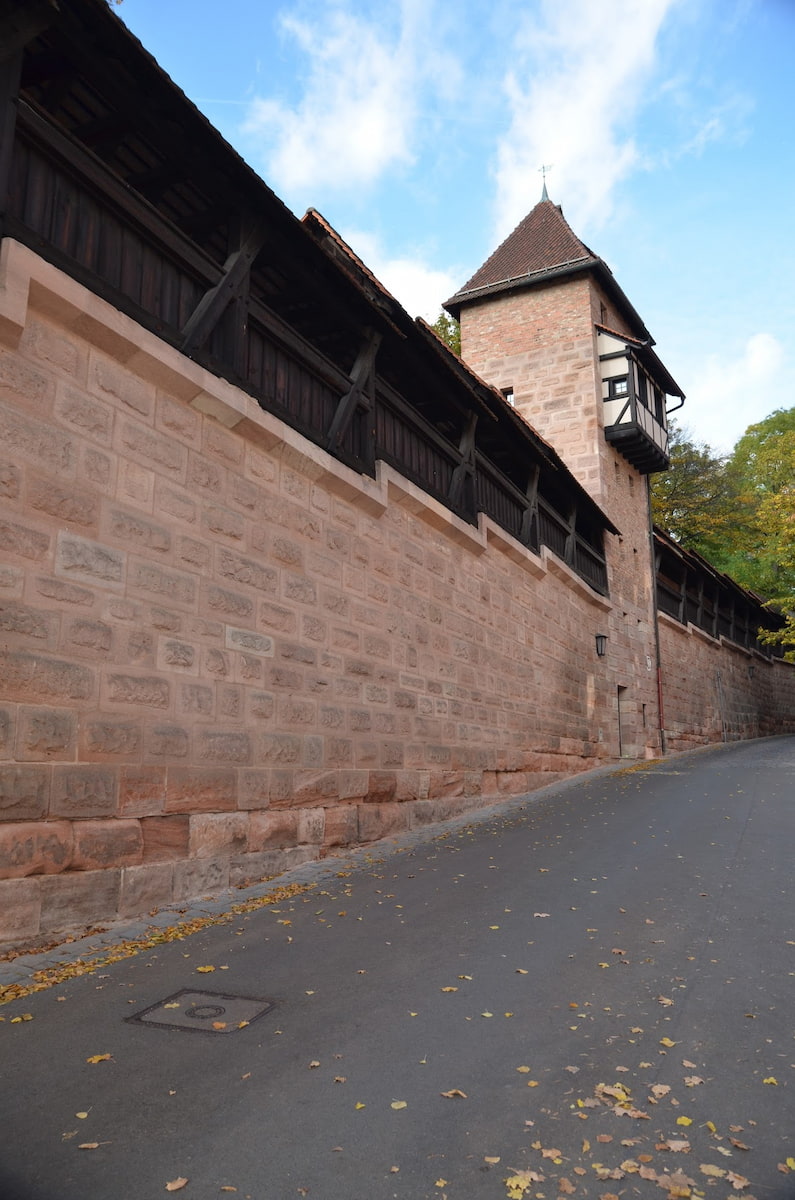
445;194;685;757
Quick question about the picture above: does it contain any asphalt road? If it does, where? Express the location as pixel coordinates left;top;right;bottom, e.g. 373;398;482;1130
1;737;794;1200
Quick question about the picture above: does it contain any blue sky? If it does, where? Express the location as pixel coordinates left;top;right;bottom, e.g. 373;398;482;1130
118;0;795;455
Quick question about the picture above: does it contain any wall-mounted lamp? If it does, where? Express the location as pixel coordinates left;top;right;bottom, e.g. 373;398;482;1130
595;633;608;658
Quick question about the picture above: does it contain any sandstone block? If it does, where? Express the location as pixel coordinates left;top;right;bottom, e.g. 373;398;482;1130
0;517;50;562
165;767;236;813
109;509;171;553
80;716;142;762
357;802;411;843
119;861;175;917
259;601;296;634
0;876;41;941
197;730;251;764
38;868;122;934
50;766;118;818
0;707;14;756
0;458;20;498
0;766;49;821
228;846;318;889
16;706;76;761
71;819;143;871
54;386;113;445
145;724;189;760
64;617;112;656
141;814;190;861
291;771;339;805
128;559;196;607
322;804;358;847
248;810;298;850
0;820;73;878
178;683;214;718
120;418;186;476
218;549;277;595
34;577;94;607
0;600;58;644
257;733;302;765
202;504;244;541
205;584;254;621
225;626;274;657
188;812;249;858
106;672;169;710
29;478;98;527
172;856;229;900
91;356;154;417
237;770;272;811
0;396;72;473
55;532;124;588
187;452;224;494
119;767;166;817
159;486;198;526
157;395;201;446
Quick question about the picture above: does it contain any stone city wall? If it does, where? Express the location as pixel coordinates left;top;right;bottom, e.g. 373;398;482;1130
658;612;795;752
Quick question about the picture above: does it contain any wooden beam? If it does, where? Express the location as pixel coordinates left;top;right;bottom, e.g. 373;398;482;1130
520;464;540;545
325;328;381;451
180;216;268;356
447;410;478;511
0;1;56;65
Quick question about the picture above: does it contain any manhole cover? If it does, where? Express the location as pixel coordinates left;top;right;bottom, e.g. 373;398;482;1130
126;989;275;1035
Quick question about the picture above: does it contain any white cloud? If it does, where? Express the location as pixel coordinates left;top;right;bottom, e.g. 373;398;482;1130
493;0;681;240
686;332;787;453
342;229;461;321
243;1;457;197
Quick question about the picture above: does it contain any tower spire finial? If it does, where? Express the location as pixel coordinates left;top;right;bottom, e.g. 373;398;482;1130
539;163;553;202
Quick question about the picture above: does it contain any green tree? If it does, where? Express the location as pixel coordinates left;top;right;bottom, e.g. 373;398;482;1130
651;422;730;558
430;310;461;356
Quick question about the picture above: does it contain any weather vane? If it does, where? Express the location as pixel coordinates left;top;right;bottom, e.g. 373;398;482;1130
539;163;553;201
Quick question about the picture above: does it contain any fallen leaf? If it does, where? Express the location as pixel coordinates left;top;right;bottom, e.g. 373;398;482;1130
484;1156;500;1164
309;1060;320;1069
85;1054;112;1064
516;1065;532;1074
355;1102;365;1110
435;1180;448;1189
440;1089;467;1099
458;974;472;980
700;1164;726;1178
676;1117;692;1127
541;1148;562;1160
391;1100;407;1110
195;965;215;973
165;1180;189;1192
163;1002;181;1010
786;1157;795;1170
516;968;529;975
684;1076;703;1087
78;1143;99;1150
212;1022;227;1030
390;1166;400;1173
651;1084;671;1098
10;1014;33;1023
440;987;458;993
597;1135;613;1144
726;1172;750;1190
76;1112;89;1120
763;1076;778;1085
533;913;550;918
729;1139;750;1152
660;1037;676;1048
682;1059;697;1069
558;1178;576;1193
658;996;674;1007
481;1011;493;1018
220;1188;237;1193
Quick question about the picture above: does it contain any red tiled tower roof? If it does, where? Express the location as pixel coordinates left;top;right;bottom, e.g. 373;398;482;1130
444;196;651;342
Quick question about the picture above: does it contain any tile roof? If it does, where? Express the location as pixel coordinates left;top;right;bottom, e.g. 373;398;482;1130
448;199;598;301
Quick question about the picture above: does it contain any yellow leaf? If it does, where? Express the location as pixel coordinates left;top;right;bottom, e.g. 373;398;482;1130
484;1156;500;1164
659;1037;676;1048
165;1180;189;1192
212;1022;227;1030
706;1121;717;1134
440;986;458;993
435;1180;448;1188
489;925;500;929
76;1112;89;1120
700;1164;726;1178
86;1054;112;1064
481;1011;493;1018
163;1003;181;1010
527;1080;540;1087
676;1117;692;1127
504;1012;514;1017
787;1158;795;1170
220;1188;237;1193
391;1100;407;1110
517;1065;532;1073
355;1102;365;1110
440;1089;467;1099
458;974;472;980
390;1166;400;1173
763;1076;778;1085
196;965;215;974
